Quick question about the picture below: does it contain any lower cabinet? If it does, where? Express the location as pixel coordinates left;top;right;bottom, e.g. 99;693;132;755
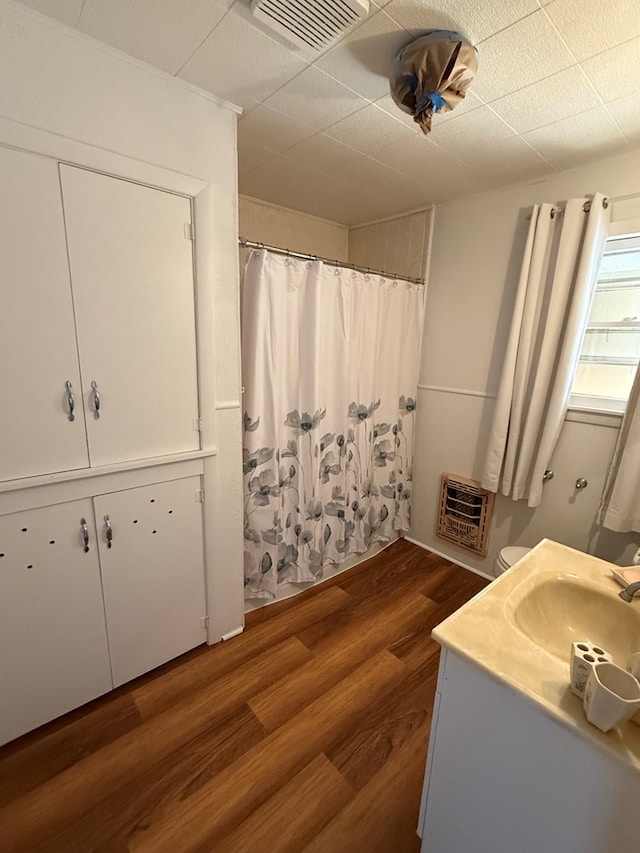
0;476;207;746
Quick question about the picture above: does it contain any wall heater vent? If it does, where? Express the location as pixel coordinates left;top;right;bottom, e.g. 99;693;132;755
437;473;495;557
251;0;370;51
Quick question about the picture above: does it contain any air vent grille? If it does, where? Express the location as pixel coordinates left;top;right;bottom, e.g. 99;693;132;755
251;0;370;51
436;473;495;557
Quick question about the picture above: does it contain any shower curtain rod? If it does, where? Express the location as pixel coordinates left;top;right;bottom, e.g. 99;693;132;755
239;238;425;286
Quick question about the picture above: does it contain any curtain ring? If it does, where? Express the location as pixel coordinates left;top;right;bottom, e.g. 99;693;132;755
603;197;609;209
583;200;592;213
550;208;556;219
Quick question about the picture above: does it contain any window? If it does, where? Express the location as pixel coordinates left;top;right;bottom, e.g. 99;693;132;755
570;230;640;414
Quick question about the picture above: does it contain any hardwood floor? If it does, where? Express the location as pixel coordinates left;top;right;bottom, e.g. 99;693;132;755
0;540;489;852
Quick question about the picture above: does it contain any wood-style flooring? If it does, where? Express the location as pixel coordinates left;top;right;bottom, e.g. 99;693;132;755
0;539;489;852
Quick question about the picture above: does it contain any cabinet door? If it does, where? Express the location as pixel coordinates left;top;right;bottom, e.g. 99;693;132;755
94;477;207;687
59;165;200;467
0;501;112;745
0;147;89;481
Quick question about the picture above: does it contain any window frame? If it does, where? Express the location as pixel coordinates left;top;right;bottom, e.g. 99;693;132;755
568;217;640;420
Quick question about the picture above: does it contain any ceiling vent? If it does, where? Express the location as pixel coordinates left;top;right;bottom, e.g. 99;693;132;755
251;0;370;51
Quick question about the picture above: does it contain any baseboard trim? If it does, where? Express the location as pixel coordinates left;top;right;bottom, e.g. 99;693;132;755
221;625;244;641
404;536;494;581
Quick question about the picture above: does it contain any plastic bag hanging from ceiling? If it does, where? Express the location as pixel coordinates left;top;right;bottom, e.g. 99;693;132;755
390;30;478;135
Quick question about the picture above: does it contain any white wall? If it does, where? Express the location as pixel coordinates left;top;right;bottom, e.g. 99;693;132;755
349;209;433;282
239;195;349;261
0;1;245;638
411;148;640;575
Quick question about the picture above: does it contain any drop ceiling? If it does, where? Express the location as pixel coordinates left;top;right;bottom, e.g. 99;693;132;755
17;0;640;224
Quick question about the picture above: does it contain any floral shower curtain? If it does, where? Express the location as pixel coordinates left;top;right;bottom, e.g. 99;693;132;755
242;249;425;600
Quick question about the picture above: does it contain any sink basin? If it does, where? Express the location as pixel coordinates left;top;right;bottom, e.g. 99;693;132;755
507;574;640;665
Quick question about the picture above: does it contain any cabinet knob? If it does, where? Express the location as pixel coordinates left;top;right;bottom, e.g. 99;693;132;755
575;477;588;490
104;515;113;548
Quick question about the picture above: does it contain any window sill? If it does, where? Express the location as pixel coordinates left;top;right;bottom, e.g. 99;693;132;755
565;407;623;428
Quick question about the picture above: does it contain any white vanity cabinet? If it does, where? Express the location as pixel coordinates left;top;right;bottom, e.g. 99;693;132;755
418;649;640;853
0;475;207;745
0;147;201;483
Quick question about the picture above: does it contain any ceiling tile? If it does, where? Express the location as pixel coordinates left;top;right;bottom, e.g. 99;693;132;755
426;106;517;162
16;0;83;26
450;135;554;179
384;0;538;44
315;10;411;101
179;8;307;108
544;0;640;61
262;66;370;131
284;134;363;174
489;66;601;133
523;105;630;170
239;154;415;224
607;93;640;146
77;0;233;75
372;94;423;134
237;104;317;152
324;102;418;158
581;38;640;103
471;10;575;102
237;139;278;175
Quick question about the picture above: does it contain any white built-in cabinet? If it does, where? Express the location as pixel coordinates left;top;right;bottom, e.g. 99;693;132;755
0;149;200;482
0;144;210;746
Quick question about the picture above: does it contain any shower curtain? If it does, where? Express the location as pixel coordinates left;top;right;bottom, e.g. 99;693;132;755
242;249;425;599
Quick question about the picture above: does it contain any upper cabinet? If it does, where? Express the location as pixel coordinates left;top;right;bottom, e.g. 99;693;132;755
0;148;201;483
0;148;89;481
60;166;200;467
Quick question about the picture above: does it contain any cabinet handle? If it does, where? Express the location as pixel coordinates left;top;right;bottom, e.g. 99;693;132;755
91;380;101;420
104;515;113;548
80;517;89;552
65;380;75;422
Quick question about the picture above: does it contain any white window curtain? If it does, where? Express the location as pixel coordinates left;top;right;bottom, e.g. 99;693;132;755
242;249;425;600
598;363;640;532
481;193;610;508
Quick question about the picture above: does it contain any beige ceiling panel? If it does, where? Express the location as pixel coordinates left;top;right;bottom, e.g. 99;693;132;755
452;136;554;179
384;0;538;45
239;155;411;224
315;10;411;101
325;103;420;159
489;66;601;133
179;9;307;107
471;10;575;102
523;106;630;170
77;0;234;74
16;0;83;26
545;0;640;61
607;93;640;145
237;104;317;153
237;139;278;175
581;38;640;103
262;66;370;131
427;106;518;161
284;134;363;174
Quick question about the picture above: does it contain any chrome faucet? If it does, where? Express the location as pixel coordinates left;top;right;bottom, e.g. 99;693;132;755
619;581;640;602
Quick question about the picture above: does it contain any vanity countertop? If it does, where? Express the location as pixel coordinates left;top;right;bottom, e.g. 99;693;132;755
433;539;640;772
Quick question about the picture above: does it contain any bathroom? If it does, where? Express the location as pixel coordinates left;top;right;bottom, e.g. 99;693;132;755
1;0;640;850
